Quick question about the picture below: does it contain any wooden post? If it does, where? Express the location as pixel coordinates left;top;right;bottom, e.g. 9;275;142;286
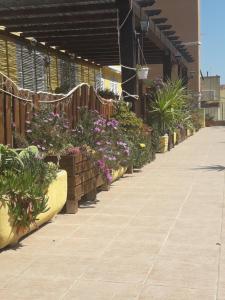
181;66;189;86
163;50;172;82
0;92;4;144
117;0;137;111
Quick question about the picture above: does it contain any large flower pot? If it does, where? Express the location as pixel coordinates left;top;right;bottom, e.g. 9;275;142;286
112;166;127;182
98;166;128;191
158;135;169;153
173;132;177;145
186;129;191;137
0;170;67;250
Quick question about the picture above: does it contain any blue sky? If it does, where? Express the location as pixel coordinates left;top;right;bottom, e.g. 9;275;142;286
201;0;225;83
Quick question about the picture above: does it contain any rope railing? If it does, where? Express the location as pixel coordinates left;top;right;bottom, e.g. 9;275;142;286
0;72;117;147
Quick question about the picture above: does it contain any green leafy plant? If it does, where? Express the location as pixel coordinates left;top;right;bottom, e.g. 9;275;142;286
0;145;58;230
0;144;24;174
149;80;189;135
113;101;155;168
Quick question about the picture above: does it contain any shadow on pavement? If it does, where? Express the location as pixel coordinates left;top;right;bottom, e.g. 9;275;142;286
193;165;225;172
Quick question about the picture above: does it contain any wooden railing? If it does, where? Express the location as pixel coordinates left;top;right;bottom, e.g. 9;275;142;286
0;72;116;147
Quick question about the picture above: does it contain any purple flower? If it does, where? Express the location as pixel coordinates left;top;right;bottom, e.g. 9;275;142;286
94;127;101;133
51;112;60;118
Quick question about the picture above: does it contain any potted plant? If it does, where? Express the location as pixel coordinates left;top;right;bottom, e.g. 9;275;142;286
149;80;189;153
0;145;67;249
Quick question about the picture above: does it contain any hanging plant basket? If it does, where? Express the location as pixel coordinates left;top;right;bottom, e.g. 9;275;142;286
137;67;149;80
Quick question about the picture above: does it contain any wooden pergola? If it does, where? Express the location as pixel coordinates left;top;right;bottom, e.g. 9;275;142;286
0;0;193;110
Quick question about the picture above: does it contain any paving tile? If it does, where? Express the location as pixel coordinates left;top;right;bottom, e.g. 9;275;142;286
147;256;218;289
63;280;142;300
102;239;162;260
51;237;111;258
71;224;122;239
20;255;96;281
139;284;216;300
3;277;75;300
85;214;132;227
82;259;152;283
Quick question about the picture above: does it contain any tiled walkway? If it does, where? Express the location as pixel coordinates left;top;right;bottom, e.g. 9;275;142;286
1;127;225;299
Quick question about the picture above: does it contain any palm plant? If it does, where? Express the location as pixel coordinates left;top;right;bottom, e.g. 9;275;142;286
149;80;188;135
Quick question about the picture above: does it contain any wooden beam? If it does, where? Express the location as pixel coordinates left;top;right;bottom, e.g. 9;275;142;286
158;25;172;30
0;10;117;26
145;9;161;17
135;0;155;8
25;28;117;39
0;1;116;16
20;24;117;36
37;32;117;42
6;19;118;31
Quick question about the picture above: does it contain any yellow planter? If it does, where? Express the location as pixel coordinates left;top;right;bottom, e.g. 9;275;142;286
187;129;191;137
158;135;169;153
173;132;177;145
0;170;67;249
112;166;127;182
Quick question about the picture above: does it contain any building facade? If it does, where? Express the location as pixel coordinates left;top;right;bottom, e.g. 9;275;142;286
151;0;201;98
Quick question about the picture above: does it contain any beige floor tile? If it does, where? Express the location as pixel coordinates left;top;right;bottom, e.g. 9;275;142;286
71;224;121;239
63;280;142;300
20;255;96;281
54;214;93;225
147;256;218;289
51;237;111;258
217;288;225;300
82;259;152;283
102;239;162;260
85;214;132;226
160;240;220;261
0;253;34;277
115;227;167;243
25;223;79;240
3;277;74;300
98;204;143;216
139;284;216;300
